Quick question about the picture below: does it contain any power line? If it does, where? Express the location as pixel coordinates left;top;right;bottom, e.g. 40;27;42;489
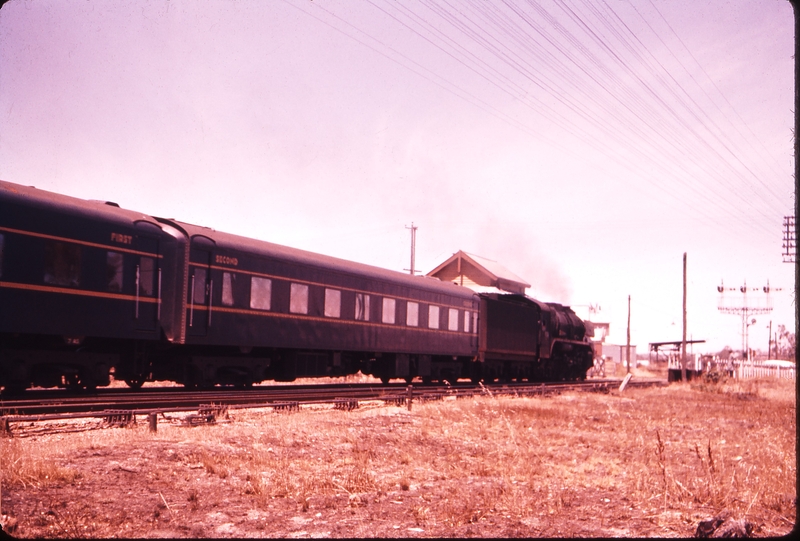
290;0;791;242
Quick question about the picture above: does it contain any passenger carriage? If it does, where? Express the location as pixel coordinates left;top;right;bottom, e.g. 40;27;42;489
148;220;480;386
0;180;183;389
0;180;480;389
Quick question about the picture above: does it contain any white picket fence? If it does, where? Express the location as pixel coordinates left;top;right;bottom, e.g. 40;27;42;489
733;364;795;380
667;357;796;380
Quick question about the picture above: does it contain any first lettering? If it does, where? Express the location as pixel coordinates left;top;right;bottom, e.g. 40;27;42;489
111;232;133;244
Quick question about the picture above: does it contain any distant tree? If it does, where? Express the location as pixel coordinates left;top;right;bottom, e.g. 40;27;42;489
716;346;733;360
776;325;796;359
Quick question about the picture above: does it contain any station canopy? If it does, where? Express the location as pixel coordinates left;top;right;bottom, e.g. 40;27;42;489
649;340;707;352
426;250;530;295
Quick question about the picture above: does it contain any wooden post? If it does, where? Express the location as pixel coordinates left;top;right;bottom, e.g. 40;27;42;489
619;373;632;393
406;385;413;411
149;412;158;432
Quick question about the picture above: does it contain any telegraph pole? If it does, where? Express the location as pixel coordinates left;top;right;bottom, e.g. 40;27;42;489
626;295;631;374
405;222;418;276
681;253;687;382
782;216;795;263
794;0;800;358
768;320;773;359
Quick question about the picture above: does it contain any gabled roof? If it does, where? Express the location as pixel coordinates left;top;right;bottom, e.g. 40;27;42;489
426;250;531;294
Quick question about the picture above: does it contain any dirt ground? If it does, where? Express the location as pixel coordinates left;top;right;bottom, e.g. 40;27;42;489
0;376;796;538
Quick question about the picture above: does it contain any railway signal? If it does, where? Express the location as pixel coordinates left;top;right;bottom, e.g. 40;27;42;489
717;280;780;361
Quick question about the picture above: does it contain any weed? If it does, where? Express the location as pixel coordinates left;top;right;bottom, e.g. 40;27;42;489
440;482;504;527
44;499;96;539
187;489;199;511
654;429;667;510
337;448;376;494
0;439;81;488
411;504;430;525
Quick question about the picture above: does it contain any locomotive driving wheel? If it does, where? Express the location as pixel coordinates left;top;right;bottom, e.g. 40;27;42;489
125;378;145;389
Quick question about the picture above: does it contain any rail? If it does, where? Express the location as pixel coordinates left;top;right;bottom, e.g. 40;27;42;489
0;378;665;436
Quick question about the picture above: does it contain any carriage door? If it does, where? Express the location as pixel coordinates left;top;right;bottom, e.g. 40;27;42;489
187;245;211;337
135;235;160;332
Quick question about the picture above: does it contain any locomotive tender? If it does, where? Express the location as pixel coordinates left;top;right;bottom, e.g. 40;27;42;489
0;180;593;391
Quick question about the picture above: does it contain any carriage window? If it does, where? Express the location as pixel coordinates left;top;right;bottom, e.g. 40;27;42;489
0;233;4;278
355;293;370;321
406;302;419;327
44;241;81;287
106;251;124;292
250;276;271;310
473;312;478;334
382;298;396;324
464;310;470;333
324;288;341;318
290;283;309;314
139;256;155;297
428;305;440;329
192;267;207;304
222;272;235;306
449;308;459;331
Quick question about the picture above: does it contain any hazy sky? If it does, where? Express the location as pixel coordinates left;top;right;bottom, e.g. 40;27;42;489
0;0;795;354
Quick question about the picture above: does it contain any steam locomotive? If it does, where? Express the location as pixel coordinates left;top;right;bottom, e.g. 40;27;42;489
0;180;593;391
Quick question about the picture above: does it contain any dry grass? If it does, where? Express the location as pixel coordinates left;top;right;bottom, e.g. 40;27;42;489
105;371;384;389
0;439;82;489
1;376;795;537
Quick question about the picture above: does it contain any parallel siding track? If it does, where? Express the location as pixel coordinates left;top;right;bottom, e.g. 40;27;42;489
0;379;665;434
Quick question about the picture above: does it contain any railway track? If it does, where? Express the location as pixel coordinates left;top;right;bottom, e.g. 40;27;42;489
0;378;666;434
